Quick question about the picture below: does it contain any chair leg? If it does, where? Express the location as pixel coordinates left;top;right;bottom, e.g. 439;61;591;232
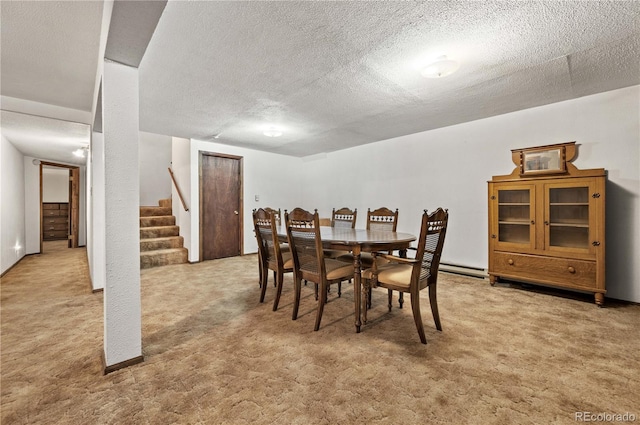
338;281;342;297
399;292;404;309
429;284;442;331
292;276;302;320
315;282;328;331
273;270;284;311
387;289;393;311
273;270;277;287
367;288;372;309
410;291;427;344
259;267;269;303
314;283;319;301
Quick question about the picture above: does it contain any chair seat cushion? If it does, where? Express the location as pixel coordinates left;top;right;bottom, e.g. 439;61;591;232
363;264;412;289
283;252;294;269
269;252;294;269
324;259;354;280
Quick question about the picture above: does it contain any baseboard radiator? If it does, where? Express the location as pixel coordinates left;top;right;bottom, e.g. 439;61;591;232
439;262;488;279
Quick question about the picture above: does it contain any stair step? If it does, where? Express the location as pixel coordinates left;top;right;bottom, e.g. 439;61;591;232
140;206;172;217
140;236;184;252
158;198;172;208
140;215;175;228
140;248;188;269
140;225;179;239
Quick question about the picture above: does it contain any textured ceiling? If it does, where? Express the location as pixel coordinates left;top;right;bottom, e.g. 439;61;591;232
139;1;640;156
1;1;639;162
0;0;103;111
0;111;90;166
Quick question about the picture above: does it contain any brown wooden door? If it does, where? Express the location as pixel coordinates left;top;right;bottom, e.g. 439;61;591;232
201;153;242;260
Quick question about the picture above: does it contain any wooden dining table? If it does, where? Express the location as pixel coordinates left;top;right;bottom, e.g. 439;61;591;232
276;225;416;332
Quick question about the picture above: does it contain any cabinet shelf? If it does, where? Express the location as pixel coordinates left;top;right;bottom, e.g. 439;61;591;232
549;202;589;206
549;222;589;228
498;220;530;225
498;203;530;206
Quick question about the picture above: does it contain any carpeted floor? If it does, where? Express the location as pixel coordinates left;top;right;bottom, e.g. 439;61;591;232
1;241;639;424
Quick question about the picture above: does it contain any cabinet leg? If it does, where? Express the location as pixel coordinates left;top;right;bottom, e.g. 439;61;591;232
594;293;604;306
489;275;497;286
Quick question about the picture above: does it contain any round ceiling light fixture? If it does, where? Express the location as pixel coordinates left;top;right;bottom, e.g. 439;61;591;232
263;126;283;137
73;146;88;158
421;55;460;78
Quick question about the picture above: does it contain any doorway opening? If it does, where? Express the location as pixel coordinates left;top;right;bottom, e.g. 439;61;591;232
40;161;80;253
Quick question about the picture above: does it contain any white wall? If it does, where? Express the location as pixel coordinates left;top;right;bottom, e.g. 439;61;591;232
171;137;192;261
188;139;302;261
298;85;640;303
42;167;69;202
89;131;105;290
24;157;40;254
1;136;26;275
139;131;172;206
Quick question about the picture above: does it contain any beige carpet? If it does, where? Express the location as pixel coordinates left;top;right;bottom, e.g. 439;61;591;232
1;241;639;424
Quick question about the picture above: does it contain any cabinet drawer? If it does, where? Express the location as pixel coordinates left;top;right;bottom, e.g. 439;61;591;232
44;230;68;239
43;217;68;225
43;204;59;210
492;252;596;288
44;223;68;231
43;210;65;216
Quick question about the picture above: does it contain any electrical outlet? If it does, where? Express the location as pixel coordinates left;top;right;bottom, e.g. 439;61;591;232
255;195;260;202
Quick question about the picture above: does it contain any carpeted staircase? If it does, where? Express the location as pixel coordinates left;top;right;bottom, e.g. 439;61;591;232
140;198;188;269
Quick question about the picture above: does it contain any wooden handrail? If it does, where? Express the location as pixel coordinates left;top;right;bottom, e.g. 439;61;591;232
168;167;189;212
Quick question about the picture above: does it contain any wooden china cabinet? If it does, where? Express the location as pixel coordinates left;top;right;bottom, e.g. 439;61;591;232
488;142;606;305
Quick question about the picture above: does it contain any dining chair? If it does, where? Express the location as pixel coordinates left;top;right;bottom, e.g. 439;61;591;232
263;207;282;226
256;207;289;288
363;208;449;344
324;207;357;259
366;207;399;232
324;207;357;295
337;207;400;304
285;208;354;331
253;208;294;311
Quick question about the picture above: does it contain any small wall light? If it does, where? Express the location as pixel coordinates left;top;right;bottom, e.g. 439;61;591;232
73;147;88;158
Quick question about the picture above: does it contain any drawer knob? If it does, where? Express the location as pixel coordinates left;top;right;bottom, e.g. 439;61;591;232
568;266;576;274
507;259;514;265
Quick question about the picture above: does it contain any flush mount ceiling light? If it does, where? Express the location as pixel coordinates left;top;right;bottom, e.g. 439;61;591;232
421;55;460;78
263;126;283;137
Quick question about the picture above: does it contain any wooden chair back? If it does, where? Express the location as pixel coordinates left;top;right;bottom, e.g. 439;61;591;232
284;208;324;282
413;208;449;290
253;208;284;270
366;207;398;232
263;207;282;226
331;207;357;228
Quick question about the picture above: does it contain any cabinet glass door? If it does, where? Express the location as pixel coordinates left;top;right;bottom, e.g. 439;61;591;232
546;185;591;251
495;187;534;247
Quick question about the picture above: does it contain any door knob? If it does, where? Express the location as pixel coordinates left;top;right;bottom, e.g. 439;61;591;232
234;210;239;215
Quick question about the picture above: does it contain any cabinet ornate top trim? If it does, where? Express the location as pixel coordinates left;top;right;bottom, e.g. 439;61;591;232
491;141;606;182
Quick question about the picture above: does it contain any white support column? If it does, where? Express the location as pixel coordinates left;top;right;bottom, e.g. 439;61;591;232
90;131;106;291
102;60;142;372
